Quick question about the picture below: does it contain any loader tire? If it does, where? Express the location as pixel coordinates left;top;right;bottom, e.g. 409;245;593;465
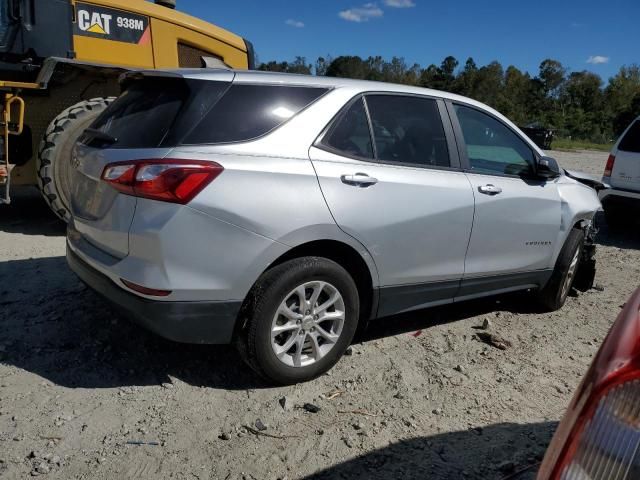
37;97;115;222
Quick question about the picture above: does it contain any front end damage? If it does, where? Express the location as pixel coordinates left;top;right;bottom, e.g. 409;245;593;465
574;219;598;292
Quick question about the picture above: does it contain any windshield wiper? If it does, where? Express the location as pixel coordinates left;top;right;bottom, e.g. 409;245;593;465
83;128;118;145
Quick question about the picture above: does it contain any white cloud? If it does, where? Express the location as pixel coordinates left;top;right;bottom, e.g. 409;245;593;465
384;0;416;7
586;55;609;65
339;3;384;22
285;19;305;28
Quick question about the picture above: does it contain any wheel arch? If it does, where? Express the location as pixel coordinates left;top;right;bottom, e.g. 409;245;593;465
235;238;379;341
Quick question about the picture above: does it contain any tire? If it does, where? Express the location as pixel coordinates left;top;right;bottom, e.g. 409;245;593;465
37;97;115;222
236;257;360;385
536;228;584;312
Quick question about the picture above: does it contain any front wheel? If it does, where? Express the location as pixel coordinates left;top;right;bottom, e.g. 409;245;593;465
236;257;360;385
536;228;584;311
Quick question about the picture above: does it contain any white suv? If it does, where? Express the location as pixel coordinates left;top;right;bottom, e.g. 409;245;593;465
600;116;640;228
67;69;601;384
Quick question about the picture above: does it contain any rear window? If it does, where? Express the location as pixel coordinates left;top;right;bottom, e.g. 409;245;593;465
182;84;328;145
84;80;327;148
85;78;228;149
619;120;640;153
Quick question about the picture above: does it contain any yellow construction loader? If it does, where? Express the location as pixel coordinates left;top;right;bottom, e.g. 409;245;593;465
0;0;254;220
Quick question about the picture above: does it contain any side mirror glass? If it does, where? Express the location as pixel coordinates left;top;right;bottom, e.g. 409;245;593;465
537;155;561;179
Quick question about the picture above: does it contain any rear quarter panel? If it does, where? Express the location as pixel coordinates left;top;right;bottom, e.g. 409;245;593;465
167;147;381;293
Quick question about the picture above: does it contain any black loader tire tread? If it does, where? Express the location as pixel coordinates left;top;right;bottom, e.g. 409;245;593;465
37;97;115;221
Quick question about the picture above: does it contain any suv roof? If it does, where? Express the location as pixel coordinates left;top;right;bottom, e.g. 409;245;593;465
124;68;491;112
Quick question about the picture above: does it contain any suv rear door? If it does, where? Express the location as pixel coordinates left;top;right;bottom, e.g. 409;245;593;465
310;93;475;316
70;72;233;258
611;118;640;192
450;102;561;294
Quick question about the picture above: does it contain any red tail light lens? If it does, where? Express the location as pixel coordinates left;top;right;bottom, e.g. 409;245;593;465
604;154;616;177
538;289;640;480
101;159;223;204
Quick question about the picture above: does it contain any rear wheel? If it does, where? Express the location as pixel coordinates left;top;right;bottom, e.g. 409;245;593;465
536;228;584;311
37;97;115;221
236;257;360;385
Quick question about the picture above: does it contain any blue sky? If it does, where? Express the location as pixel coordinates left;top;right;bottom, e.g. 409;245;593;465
177;0;639;81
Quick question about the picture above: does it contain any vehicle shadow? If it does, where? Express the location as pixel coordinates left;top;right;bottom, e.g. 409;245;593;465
0;188;65;236
304;420;557;480
363;291;539;343
1;256;539;391
0;255;260;390
594;212;640;250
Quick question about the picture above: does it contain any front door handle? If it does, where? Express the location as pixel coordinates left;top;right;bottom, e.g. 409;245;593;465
478;184;502;195
341;173;378;187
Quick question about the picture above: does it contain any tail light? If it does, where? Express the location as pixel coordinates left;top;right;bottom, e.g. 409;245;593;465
604;154;616;177
538;288;640;480
101;159;223;204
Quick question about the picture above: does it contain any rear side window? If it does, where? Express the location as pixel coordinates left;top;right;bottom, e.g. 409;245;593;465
321;97;373;159
619;120;640;153
365;95;450;167
183;84;328;144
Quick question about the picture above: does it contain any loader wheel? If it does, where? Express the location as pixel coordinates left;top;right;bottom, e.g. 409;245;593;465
37;97;115;222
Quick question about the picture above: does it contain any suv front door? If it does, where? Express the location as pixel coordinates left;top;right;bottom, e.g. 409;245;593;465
450;103;561;298
310;94;475;316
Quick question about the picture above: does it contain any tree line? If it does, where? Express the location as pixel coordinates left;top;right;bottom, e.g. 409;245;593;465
258;55;640;143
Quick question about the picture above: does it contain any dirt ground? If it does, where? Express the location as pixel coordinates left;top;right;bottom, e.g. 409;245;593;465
1;150;639;480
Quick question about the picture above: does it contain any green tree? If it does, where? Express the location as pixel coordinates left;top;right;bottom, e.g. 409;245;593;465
605;65;640;135
325;56;369;79
258;56;312;75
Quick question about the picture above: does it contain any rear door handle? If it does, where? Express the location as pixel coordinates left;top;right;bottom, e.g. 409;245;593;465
478;184;502;195
341;173;378;187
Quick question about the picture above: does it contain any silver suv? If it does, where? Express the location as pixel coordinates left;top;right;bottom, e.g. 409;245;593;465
66;69;601;384
600;115;640;229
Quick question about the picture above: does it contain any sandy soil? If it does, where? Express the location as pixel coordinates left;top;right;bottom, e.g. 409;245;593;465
1;150;639;480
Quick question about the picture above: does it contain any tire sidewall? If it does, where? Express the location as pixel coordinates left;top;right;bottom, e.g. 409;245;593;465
251;258;359;384
552;229;584;308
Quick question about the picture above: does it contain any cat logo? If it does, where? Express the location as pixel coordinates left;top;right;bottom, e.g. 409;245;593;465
77;9;112;35
74;3;150;44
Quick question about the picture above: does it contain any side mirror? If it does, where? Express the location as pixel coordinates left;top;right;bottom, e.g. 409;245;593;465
537;155;561;179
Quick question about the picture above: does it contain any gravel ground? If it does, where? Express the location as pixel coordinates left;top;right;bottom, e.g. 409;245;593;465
1;150;639;480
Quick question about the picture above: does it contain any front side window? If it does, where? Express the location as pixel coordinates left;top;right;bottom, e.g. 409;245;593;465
455;104;535;176
365;95;450;168
321;97;373;159
184;84;328;144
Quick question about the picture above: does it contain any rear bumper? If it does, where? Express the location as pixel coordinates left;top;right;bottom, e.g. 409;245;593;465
599;187;640;206
67;245;242;344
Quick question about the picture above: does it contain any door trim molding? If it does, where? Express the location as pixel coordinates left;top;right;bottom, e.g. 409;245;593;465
375;269;553;319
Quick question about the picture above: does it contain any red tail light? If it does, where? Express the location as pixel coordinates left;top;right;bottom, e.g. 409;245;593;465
538;288;640;479
604;154;616;177
101;159;223;204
